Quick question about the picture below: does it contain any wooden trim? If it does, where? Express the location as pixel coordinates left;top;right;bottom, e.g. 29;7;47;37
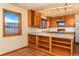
3;9;22;37
49;37;52;53
71;40;74;56
36;35;38;48
3;9;21;15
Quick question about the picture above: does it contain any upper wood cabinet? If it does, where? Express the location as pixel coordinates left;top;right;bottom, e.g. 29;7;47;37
65;14;75;27
28;10;41;27
48;17;57;27
48;14;75;27
34;13;41;27
58;16;65;20
28;10;75;27
28;10;35;27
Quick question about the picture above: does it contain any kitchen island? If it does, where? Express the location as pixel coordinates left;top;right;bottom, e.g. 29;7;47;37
28;32;74;56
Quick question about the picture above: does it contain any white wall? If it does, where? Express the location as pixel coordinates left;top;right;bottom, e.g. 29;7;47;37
0;4;28;55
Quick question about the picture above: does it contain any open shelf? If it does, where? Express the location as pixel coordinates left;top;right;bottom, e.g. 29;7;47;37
52;43;71;50
29;42;36;49
28;37;36;39
28;34;74;56
38;39;49;43
51;37;71;43
29;40;36;44
52;40;71;45
38;36;49;41
28;35;36;49
37;46;50;54
51;46;71;56
37;36;50;52
38;44;49;49
38;40;49;48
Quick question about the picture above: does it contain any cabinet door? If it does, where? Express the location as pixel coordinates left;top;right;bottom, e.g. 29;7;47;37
49;17;57;27
65;14;75;27
28;10;34;27
28;10;31;27
34;13;41;27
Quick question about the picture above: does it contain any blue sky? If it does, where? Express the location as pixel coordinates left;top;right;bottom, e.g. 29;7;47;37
4;12;19;23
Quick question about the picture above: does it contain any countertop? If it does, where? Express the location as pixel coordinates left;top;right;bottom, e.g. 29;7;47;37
28;32;74;39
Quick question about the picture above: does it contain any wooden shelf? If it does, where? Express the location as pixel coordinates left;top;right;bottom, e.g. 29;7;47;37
52;44;71;50
29;43;36;49
29;40;36;44
28;35;36;49
38;40;49;43
28;37;36;39
28;36;36;39
52;40;71;45
51;46;71;56
37;46;50;54
38;44;49;49
38;36;49;41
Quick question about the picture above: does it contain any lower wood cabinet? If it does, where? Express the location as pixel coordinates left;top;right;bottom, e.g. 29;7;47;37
28;34;74;56
28;35;37;48
37;36;50;53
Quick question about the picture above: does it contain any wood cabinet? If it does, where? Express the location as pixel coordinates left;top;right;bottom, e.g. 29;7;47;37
51;37;74;56
65;14;75;27
28;10;75;27
34;13;41;27
48;14;75;27
28;10;42;27
28;34;37;48
28;10;35;27
37;36;50;53
48;16;65;27
48;17;57;27
58;16;65;19
28;34;74;56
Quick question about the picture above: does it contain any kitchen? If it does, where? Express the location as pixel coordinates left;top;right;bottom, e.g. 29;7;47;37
1;3;79;56
1;0;79;59
28;4;78;56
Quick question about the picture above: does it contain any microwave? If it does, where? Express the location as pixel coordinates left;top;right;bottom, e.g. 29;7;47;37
57;20;65;27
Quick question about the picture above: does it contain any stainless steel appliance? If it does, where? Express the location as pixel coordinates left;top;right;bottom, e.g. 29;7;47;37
57;20;65;27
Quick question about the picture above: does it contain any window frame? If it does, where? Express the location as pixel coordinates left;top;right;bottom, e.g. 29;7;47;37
3;9;22;37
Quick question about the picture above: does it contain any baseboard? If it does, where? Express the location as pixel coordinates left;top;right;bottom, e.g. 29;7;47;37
0;46;28;56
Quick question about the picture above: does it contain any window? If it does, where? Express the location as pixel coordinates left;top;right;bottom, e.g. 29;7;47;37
3;9;22;37
40;19;47;28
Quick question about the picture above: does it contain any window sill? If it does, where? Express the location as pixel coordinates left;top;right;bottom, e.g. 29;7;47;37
3;34;22;37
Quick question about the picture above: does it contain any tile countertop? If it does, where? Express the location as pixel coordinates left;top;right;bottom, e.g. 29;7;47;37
28;32;74;39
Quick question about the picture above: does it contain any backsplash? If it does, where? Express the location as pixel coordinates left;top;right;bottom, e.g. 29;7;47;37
28;27;75;33
48;27;75;32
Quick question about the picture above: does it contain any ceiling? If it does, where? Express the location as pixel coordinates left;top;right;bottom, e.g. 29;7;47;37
12;3;66;11
12;3;79;17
